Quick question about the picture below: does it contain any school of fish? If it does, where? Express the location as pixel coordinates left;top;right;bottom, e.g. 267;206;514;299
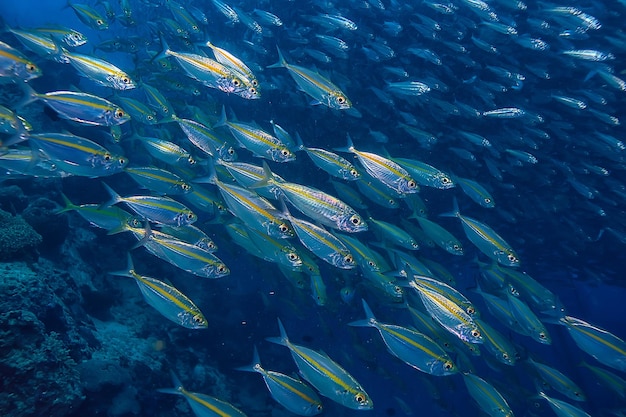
1;0;626;416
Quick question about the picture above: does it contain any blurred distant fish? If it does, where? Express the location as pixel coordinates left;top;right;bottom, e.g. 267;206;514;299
68;2;109;30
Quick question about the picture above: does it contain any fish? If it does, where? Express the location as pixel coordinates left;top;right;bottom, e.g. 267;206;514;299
101;183;196;227
63;51;136;90
440;198;519;267
462;373;514;417
335;135;419;195
350;299;457;376
236;346;323;416
27;132;128;177
158;371;246;417
68;2;109;30
110;254;207;329
267;47;351;110
256;162;367;233
0;40;42;81
215;107;294;162
154;38;258;100
556;316;626;373
20;85;130;126
267;318;373;410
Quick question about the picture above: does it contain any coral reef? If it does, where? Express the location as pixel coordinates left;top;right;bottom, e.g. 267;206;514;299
0;209;42;261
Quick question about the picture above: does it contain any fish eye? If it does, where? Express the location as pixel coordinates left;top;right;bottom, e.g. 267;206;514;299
484;198;491;204
233;79;241;87
104;153;112;161
249;87;257;94
122;77;130;84
279;224;289;233
539;332;547;339
394;286;402;294
350;215;361;225
147;115;155;121
355;393;366;403
389;199;396;205
471;329;480;338
502;353;509;360
407;180;417;189
344;254;354;264
188;157;196;165
316;405;322;411
467;306;475;315
350;169;359;177
181;183;191;191
453;244;460;250
26;63;36;72
115;109;125;118
193;25;198;31
207;242;216;250
444;361;453;370
119;157;126;165
507;254;517;262
251;79;258;87
337;96;346;104
217;264;227;273
281;149;290;157
227;148;235;155
193;314;204;324
367;261;375;267
187;212;195;219
97;19;104;25
411;242;419;249
442;177;451;184
288;252;298;261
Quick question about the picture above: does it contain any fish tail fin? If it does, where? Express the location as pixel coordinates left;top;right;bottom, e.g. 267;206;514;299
348;299;376;327
439;196;460;218
100;182;122;208
151;33;171;63
333;133;356;153
55;193;77;214
293;131;305;152
213;105;228;128
267;45;287;69
131;222;154;250
15;82;40;109
266;317;289;346
109;253;135;278
249;161;275;189
235;345;262;373
157;371;185;395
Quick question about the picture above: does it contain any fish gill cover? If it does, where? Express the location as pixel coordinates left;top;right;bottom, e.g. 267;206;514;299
0;0;625;416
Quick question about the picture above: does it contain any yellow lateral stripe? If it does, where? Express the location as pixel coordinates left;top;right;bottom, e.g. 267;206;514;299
35;135;106;156
44;94;110;111
229;123;277;147
136;274;194;313
357;150;407;178
127;198;186;212
184;390;231;417
69;53;122;76
158;239;215;263
267;373;318;403
381;324;447;361
0;49;30;65
570;322;626;357
288;64;333;93
290;343;356;394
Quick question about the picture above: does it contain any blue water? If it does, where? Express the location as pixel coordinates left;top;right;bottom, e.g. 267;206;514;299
1;1;626;417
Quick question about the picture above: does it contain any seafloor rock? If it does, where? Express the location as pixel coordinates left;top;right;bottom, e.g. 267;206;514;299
0;208;42;261
0;262;85;417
